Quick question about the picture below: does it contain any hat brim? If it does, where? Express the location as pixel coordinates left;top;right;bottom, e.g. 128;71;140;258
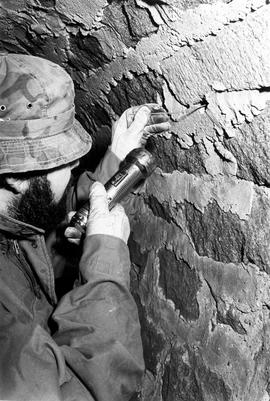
0;119;92;174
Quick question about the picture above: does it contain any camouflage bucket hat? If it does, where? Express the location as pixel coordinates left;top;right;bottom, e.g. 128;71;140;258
0;53;92;174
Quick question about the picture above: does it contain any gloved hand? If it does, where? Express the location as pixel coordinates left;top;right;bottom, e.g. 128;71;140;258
110;103;170;161
86;182;130;242
64;182;130;245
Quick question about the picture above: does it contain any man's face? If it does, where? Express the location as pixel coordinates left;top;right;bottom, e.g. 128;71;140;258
8;161;79;233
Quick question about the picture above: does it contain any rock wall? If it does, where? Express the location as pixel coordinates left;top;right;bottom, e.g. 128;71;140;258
1;0;270;400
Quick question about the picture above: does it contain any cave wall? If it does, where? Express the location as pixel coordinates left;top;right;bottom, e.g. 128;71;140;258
1;0;270;400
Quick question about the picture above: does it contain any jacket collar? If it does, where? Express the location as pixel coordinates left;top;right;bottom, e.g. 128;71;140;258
0;212;44;237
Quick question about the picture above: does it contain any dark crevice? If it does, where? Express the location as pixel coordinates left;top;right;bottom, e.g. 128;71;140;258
68;32;112;71
217;308;247;336
32;0;56;8
122;3;134;39
204;278;219;312
139;0;169;5
258;86;270;92
144;195;172;224
158;249;201;321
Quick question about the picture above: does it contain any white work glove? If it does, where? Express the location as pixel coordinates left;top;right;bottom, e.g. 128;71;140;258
110;103;170;161
65;182;130;245
86;182;130;242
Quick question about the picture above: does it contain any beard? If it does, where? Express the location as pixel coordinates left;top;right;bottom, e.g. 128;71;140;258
8;175;68;235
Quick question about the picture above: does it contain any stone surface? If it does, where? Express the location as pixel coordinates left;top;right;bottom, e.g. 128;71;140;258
1;0;270;400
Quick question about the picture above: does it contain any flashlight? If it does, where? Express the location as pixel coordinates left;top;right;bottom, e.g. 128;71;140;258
69;147;157;234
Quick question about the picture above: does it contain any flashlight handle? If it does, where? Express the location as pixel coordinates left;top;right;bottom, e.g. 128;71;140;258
105;163;144;210
69;148;156;234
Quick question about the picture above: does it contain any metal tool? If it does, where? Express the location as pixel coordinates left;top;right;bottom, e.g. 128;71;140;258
69;147;157;234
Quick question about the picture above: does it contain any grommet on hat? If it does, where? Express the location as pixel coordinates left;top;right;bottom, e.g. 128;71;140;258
0;53;92;174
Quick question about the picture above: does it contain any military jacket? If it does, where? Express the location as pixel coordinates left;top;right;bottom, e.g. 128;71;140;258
0;212;144;401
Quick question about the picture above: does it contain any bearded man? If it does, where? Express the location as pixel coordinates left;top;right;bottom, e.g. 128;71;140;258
0;53;169;401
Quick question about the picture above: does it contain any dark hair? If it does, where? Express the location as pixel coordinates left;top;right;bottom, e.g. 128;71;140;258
0;170;48;192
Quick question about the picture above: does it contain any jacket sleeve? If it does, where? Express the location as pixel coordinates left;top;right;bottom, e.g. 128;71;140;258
52;234;145;401
68;150;121;210
90;148;121;184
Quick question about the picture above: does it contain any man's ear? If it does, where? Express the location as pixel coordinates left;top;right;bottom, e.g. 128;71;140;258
5;177;29;194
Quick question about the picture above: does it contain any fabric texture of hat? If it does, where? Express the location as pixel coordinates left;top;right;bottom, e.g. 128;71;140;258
0;53;92;174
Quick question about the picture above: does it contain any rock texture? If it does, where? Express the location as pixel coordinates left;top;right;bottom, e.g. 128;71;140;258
1;0;270;400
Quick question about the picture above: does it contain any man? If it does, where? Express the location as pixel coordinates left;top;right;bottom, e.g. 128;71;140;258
0;53;170;401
